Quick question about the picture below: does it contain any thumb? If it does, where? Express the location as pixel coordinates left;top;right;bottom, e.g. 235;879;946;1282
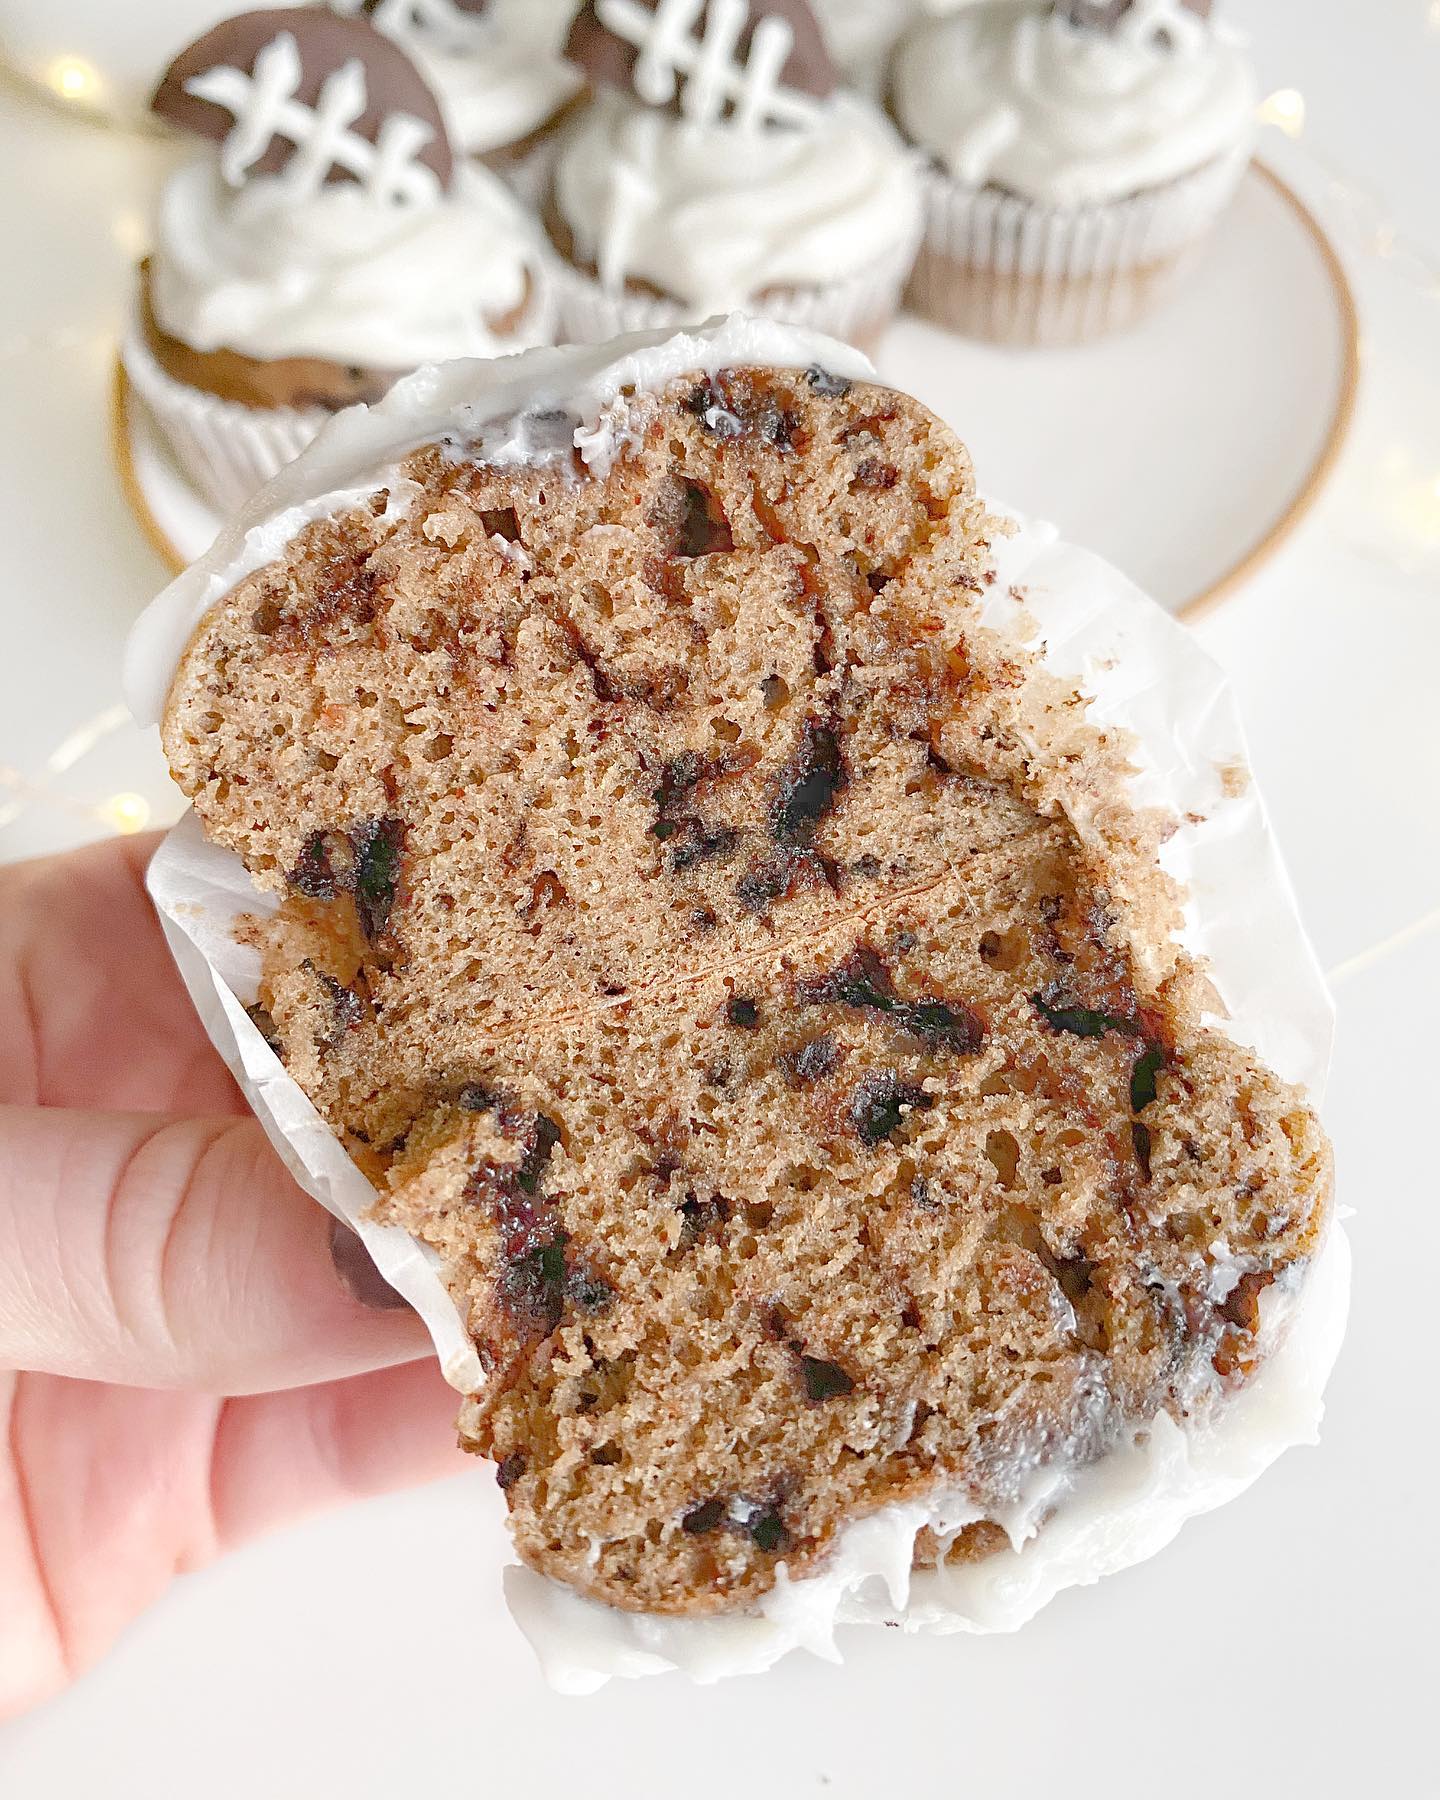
0;1104;434;1393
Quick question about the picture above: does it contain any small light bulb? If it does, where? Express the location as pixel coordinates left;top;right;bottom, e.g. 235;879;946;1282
101;792;151;836
48;56;100;104
1258;88;1306;139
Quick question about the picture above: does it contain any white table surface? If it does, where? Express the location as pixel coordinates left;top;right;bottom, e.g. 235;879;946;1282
2;2;1438;1794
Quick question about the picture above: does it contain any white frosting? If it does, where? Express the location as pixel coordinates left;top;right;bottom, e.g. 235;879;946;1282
124;316;1345;1695
149;155;543;368
333;0;583;158
413;32;582;157
891;0;1258;206
122;315;872;724
552;90;922;312
810;0;925;95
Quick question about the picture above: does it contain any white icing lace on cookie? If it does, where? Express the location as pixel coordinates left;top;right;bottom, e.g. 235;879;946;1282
598;0;818;132
187;30;442;202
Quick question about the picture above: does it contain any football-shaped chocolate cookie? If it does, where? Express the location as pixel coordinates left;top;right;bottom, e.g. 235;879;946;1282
567;0;837;116
153;6;454;187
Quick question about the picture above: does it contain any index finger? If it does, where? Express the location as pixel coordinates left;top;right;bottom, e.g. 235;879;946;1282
0;832;244;1115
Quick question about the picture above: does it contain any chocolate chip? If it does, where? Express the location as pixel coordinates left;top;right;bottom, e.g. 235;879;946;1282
800;947;984;1053
681;1497;726;1536
852;458;898;491
288;829;345;900
749;1507;788;1554
772;718;844;844
660;478;734;559
684;381;744;439
726;996;760;1028
1130;1045;1165;1112
501;1235;569;1335
785;1033;840;1084
566;1267;614;1314
515;1115;562;1197
351;816;405;941
245;1003;282;1055
1131;1121;1153;1182
1031;990;1138;1040
800;1356;855;1403
312;965;363;1048
669;822;739;872
850;1073;934;1146
679;1192;731;1244
736;845;838;913
495;1453;527;1492
805;365;852;397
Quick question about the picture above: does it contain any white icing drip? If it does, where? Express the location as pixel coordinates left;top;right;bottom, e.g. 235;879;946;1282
189;30;442;204
553;90;921;312
149;157;543;367
122;316;872;725
891;1;1257;206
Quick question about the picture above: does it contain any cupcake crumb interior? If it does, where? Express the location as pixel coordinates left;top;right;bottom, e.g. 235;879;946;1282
162;365;1331;1615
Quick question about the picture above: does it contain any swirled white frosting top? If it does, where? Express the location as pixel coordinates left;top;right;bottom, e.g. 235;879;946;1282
372;0;583;158
551;89;921;311
149;157;544;368
891;0;1257;206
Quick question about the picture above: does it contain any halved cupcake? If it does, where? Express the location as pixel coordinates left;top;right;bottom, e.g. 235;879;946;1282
131;318;1336;1680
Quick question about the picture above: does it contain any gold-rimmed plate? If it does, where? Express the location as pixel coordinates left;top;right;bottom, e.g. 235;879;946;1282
116;161;1357;618
882;162;1359;617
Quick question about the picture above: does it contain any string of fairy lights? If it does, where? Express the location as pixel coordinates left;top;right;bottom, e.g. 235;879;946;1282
2;35;1439;852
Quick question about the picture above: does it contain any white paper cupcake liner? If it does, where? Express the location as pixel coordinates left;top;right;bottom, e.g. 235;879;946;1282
121;271;560;521
121;328;330;522
547;222;921;356
906;140;1254;347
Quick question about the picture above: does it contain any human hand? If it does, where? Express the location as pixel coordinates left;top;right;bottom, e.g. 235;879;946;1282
0;833;464;1718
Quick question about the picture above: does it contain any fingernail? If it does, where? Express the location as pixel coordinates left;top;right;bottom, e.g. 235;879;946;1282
329;1218;411;1311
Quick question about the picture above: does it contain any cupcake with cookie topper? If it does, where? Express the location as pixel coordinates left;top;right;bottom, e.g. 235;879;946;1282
123;5;554;517
890;0;1258;345
327;0;585;176
546;0;922;350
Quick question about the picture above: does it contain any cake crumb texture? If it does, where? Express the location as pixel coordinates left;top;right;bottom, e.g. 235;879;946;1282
164;365;1331;1613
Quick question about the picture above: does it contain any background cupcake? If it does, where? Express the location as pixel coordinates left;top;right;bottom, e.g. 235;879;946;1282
547;0;922;351
328;0;585;180
124;5;554;517
891;0;1258;346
